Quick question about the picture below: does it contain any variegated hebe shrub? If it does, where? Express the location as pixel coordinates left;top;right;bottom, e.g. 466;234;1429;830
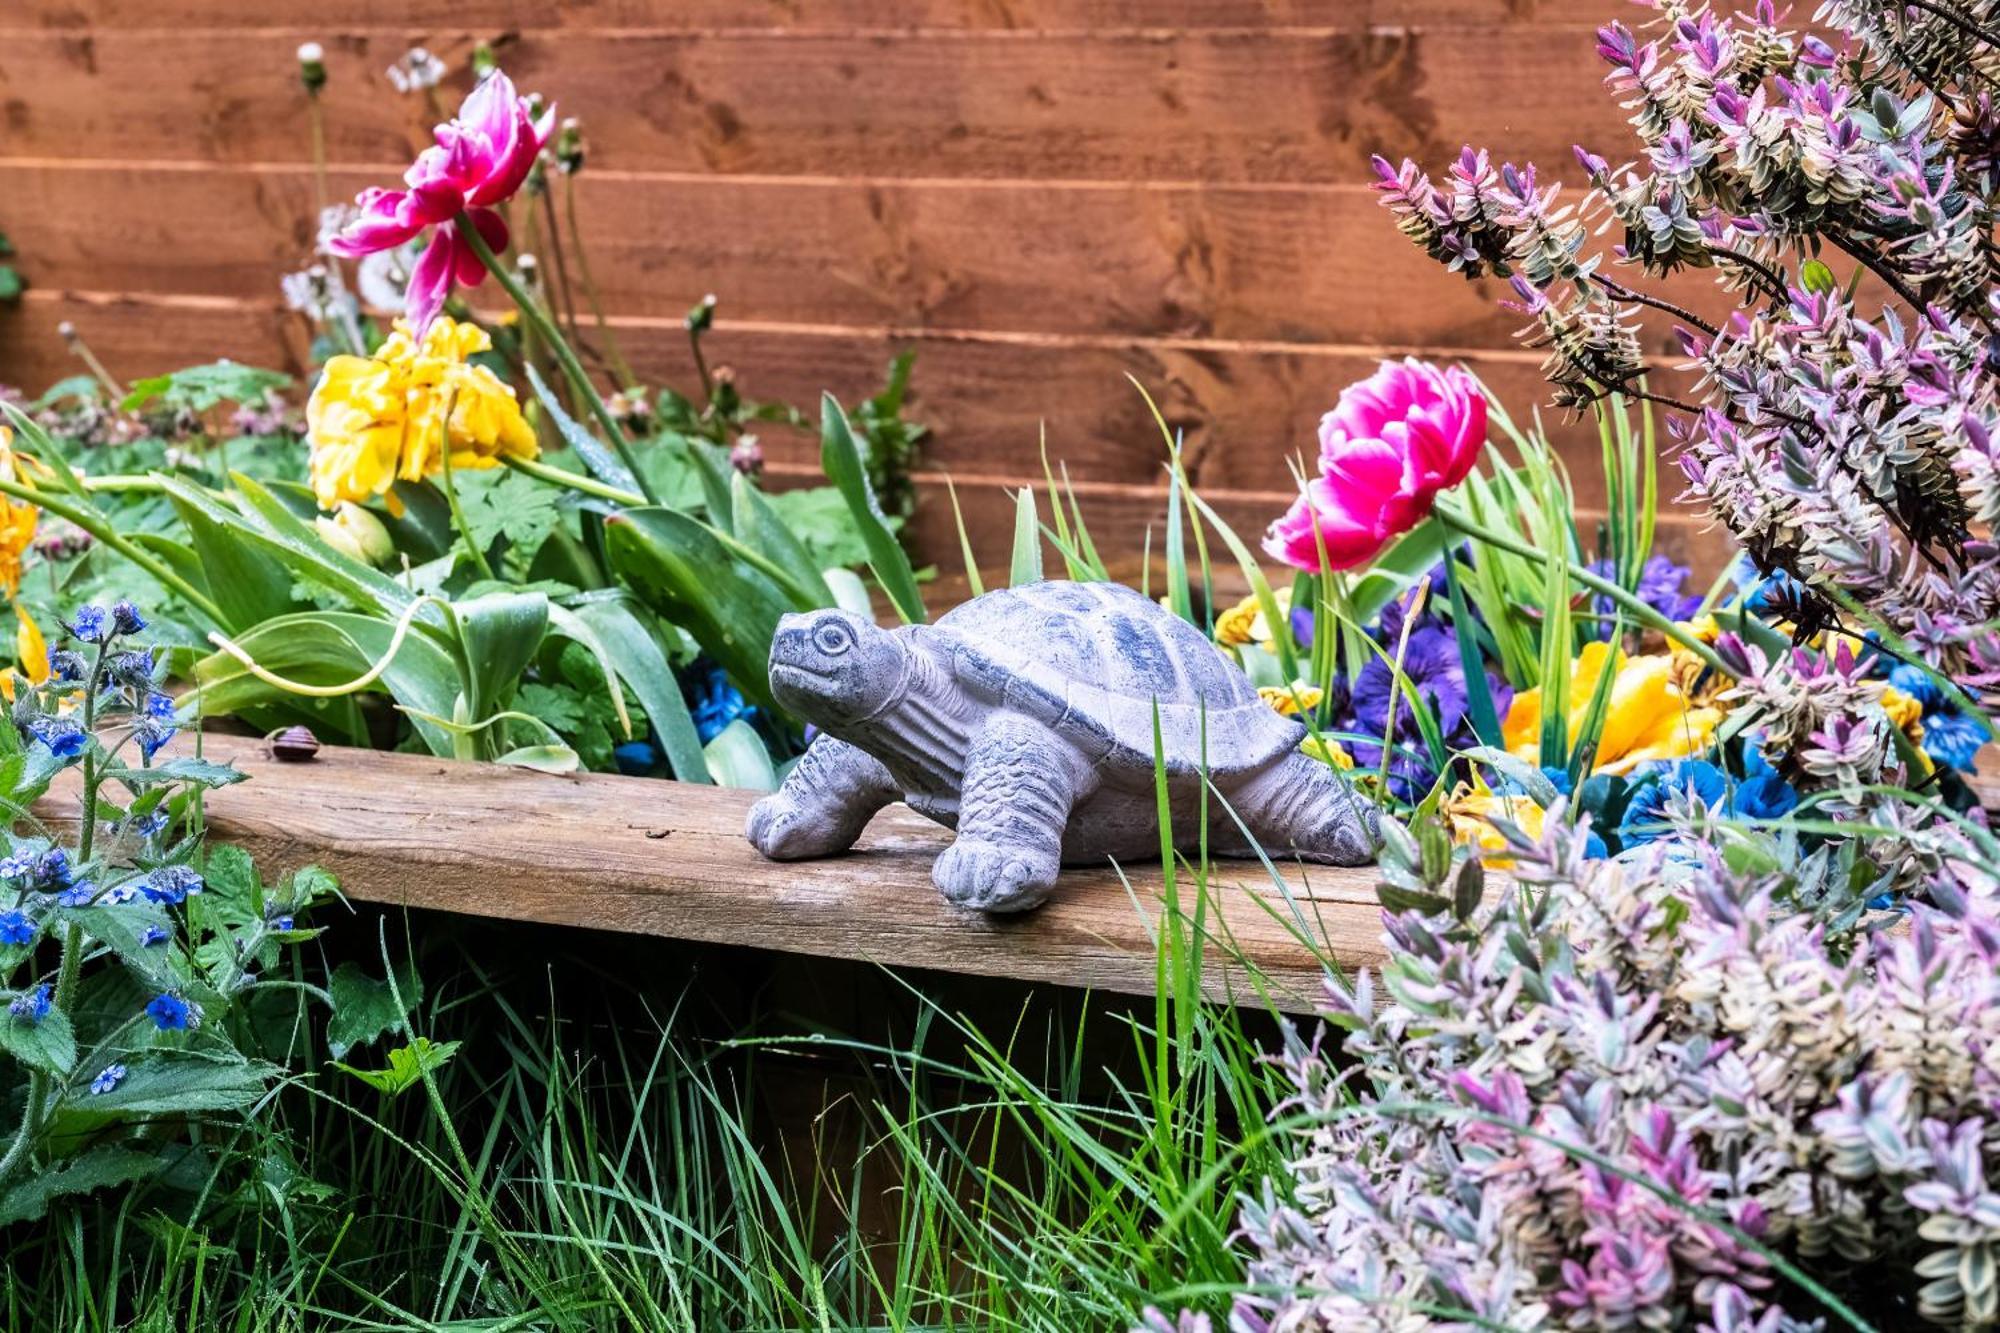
1237;804;2000;1332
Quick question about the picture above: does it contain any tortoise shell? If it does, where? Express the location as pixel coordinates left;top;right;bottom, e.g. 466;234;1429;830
931;581;1304;776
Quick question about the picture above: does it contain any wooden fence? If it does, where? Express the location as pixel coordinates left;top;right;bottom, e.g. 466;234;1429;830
0;0;1718;571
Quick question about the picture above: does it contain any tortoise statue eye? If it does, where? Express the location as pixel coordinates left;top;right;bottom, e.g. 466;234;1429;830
812;622;852;656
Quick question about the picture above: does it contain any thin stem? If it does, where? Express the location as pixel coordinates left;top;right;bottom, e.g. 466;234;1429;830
1897;0;2000;49
1598;276;1721;338
454;212;659;504
536;182;582;345
1707;244;1790;303
502;453;642;506
1434;500;1730;675
61;328;125;401
435;392;497;582
0;475;227;627
306;97;329;220
563;174;636;389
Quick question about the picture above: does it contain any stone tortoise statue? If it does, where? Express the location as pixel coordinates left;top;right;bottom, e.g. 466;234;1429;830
745;580;1380;913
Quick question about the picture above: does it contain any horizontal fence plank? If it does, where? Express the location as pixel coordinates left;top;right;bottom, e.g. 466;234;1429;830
39;732;1374;1012
9;2;1618;31
0;162;1557;351
0;26;1622;182
0;290;1736;574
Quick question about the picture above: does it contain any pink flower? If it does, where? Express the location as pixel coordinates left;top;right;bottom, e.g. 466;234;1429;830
326;72;554;331
1263;359;1487;573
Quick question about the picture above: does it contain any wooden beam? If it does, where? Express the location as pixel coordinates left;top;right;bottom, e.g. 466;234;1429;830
41;733;1380;1012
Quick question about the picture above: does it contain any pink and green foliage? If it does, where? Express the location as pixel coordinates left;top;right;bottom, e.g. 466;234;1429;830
1372;0;2000;705
1236;804;2000;1331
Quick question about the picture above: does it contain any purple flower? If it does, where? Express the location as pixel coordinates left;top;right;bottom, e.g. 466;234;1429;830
69;605;109;643
89;1063;126;1095
109;600;146;635
1588;554;1701;634
24;716;87;759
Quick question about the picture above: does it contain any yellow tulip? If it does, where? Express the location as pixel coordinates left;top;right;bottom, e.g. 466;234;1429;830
306;317;538;515
1214;589;1291;648
1258;682;1324;717
1301;736;1355;770
0;428;38;599
1443;783;1546;865
1502;640;1720;776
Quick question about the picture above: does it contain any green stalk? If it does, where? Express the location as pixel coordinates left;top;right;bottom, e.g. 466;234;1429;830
502;454;641;506
434;392;497;582
0;475;227;628
453;212;658;504
1434;500;1728;675
563;175;637;389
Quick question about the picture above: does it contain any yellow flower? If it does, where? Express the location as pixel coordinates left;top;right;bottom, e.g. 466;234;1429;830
306;317;538;515
1215;589;1291;648
0;428;38;599
1301;736;1354;770
1259;682;1324;716
1879;684;1925;743
1683;614;1722;645
1444;782;1546;865
1502;640;1721;776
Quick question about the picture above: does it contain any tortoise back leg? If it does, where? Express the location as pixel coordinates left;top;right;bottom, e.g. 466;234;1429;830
746;736;898;860
1223;751;1379;865
933;715;1089;913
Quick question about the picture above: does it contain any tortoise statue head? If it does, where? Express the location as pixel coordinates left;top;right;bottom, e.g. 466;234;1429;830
767;609;909;729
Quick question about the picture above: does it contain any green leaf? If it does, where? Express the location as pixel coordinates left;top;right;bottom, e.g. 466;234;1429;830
563;596;711;783
450;589;549;722
701;717;776;791
1800;259;1836;295
0;1008;75;1077
1010;489;1044;586
104;757;247;789
192;611;463;758
0;1146;161;1225
325;958;423;1060
81;1052;274;1114
525;362;638;492
496;743;581;773
335;1037;461;1095
733;473;837;608
0;266;23;303
453;468;564;579
163;484;301;634
603;507;791;715
821;394;926;624
760;485;879;571
121;362;290;414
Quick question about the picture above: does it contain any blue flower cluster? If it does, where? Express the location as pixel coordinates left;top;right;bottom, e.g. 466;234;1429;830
1614;755;1799;850
15;599;178;766
1887;663;1992;774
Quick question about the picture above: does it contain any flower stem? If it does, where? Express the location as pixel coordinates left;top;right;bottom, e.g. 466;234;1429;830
1434;500;1729;675
454;212;659;504
501;454;642;506
563;175;636;390
435;391;497;582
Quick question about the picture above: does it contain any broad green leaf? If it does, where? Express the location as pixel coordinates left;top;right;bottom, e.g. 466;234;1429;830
687;438;737;535
335;1037;461;1095
1347;517;1448;626
191;611;463;758
563;596;711;783
103;757;246;789
0;1007;75;1077
702;717;777;791
450;590;549;721
822;568;874;620
227;474;431;625
496;743;580;773
603;507;791;715
733;473;837;609
0;1146;161;1225
821;394;926;624
326;958;422;1059
80;1052;274;1115
122;362;290;414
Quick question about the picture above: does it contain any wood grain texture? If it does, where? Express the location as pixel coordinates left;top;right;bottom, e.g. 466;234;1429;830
9;2;1617;31
0;289;1735;571
0;26;1622;182
38;732;1376;1013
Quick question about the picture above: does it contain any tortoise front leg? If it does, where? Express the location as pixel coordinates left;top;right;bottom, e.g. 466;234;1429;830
746;736;898;860
933;715;1085;913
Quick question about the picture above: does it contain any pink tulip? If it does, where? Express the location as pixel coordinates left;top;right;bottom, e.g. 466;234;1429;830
1264;359;1488;574
326;72;555;331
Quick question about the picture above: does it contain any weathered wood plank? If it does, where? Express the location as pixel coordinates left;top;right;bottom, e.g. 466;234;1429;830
0;27;1622;182
0;162;1547;351
8;2;1618;32
40;732;1373;1012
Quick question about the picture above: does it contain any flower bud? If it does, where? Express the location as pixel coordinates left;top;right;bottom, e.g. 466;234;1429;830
555;117;586;174
729;435;764;476
314;502;395;567
686;293;718;333
297;41;327;96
